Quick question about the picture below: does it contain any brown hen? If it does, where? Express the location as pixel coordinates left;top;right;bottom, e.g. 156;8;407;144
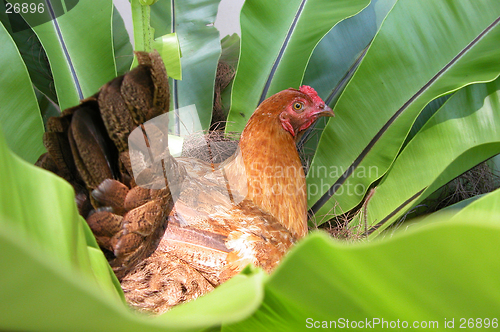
37;51;333;313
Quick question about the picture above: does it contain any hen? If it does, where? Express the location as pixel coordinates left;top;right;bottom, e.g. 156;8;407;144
37;51;334;313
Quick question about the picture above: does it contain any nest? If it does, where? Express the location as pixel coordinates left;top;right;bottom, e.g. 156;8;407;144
181;130;239;164
313;160;500;241
425;161;500;213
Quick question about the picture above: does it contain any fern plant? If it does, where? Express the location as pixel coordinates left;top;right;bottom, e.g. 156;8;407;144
1;0;500;330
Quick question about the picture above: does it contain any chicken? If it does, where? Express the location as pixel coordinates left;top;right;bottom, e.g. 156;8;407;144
37;51;334;313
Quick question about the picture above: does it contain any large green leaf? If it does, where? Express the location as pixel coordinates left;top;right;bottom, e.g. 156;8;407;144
170;0;222;133
13;0;117;110
302;0;395;103
220;33;240;68
35;87;60;128
420;194;485;222
299;0;395;162
150;0;171;39
359;77;500;237
226;0;369;132
0;225;265;332
0;5;61;126
0;20;44;163
0;127;122;299
308;0;500;220
113;5;134;77
0;3;58;103
449;187;500;221
405;94;452;144
420;188;500;227
226;218;500;331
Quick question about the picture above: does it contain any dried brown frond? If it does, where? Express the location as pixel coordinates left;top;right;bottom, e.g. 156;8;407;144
211;61;236;129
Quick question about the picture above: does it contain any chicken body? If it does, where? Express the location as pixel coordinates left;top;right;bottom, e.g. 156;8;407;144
37;51;333;313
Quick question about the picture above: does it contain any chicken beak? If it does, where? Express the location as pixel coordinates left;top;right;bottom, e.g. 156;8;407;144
315;104;335;118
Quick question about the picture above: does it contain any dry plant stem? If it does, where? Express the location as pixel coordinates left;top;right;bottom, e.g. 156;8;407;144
211;61;236;128
361;188;376;237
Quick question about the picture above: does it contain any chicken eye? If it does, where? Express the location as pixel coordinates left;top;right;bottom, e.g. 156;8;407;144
293;102;303;111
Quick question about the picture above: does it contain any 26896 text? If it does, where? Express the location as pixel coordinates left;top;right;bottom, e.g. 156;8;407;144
5;2;44;14
457;318;498;329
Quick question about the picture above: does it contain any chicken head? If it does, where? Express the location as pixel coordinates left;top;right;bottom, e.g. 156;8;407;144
278;86;334;138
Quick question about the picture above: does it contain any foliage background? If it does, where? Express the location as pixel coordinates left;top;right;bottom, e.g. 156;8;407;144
0;0;499;331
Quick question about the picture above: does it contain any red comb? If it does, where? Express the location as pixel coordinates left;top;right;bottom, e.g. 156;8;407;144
299;85;324;105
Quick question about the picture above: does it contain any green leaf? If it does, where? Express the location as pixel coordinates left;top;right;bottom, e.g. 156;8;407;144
0;20;44;163
299;0;395;162
0;4;58;103
448;187;500;221
153;32;182;80
226;0;370;133
0;126;122;299
35;87;60;128
220;33;240;68
414;189;494;229
113;5;134;76
15;0;117;110
308;0;500;219
150;0;171;39
0;225;265;332
423;194;485;221
360;77;500;237
226;219;500;331
170;0;222;132
405;94;452;144
303;0;395;103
